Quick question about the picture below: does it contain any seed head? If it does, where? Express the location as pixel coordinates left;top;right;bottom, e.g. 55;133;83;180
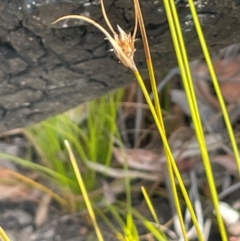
109;25;136;69
52;0;138;70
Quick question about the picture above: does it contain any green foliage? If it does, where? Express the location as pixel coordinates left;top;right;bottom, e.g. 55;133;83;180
27;89;123;192
0;89;124;212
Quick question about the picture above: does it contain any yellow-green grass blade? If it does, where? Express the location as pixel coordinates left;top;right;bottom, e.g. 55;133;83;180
141;186;167;240
65;140;104;241
103;91;124;167
188;0;240;174
94;206;125;240
124;213;139;241
125;165;139;240
133;1;193;238
163;0;228;240
118;203;168;241
167;0;225;239
107;204;126;232
141;186;160;225
116;143;139;241
133;0;162;123
0;227;11;241
169;1;228;239
106;204;136;241
133;70;203;240
142;221;168;241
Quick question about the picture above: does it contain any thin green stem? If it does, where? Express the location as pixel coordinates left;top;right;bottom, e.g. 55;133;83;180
133;69;204;240
164;0;227;239
188;0;240;174
65;140;104;241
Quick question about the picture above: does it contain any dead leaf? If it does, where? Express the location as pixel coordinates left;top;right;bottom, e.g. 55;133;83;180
212;155;238;176
192;43;240;109
0;167;40;201
113;147;162;171
35;194;51;227
0;183;31;200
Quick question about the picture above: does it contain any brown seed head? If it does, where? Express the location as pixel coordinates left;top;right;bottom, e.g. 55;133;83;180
52;0;138;71
109;25;136;69
115;25;136;58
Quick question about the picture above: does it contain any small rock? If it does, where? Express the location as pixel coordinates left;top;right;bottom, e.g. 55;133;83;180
4;209;33;226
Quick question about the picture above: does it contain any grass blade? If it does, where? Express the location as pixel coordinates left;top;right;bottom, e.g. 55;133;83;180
2;169;68;210
187;0;240;174
0;227;10;241
141;186;168;240
65;140;104;241
163;0;228;239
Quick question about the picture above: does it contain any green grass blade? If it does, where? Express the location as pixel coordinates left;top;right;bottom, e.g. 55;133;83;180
141;186;168;240
141;186;160;225
119;203;168;241
0;152;74;185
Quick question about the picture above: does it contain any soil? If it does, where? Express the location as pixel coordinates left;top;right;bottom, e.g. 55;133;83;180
1;135;240;241
0;0;240;131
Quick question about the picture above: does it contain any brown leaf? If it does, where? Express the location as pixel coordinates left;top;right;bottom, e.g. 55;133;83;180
113;147;162;171
212;155;238;176
191;44;240;109
0;183;31;200
0;167;40;201
35;194;51;227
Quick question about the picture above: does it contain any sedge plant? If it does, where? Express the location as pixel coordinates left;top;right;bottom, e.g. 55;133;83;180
0;0;235;239
27;90;123;209
0;90;123;213
52;0;209;239
53;0;240;239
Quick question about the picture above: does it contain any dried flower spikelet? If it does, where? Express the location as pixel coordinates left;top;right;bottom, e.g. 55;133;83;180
116;25;136;58
110;25;136;70
52;14;137;70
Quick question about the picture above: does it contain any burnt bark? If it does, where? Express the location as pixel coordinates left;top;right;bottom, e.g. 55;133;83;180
0;0;239;131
